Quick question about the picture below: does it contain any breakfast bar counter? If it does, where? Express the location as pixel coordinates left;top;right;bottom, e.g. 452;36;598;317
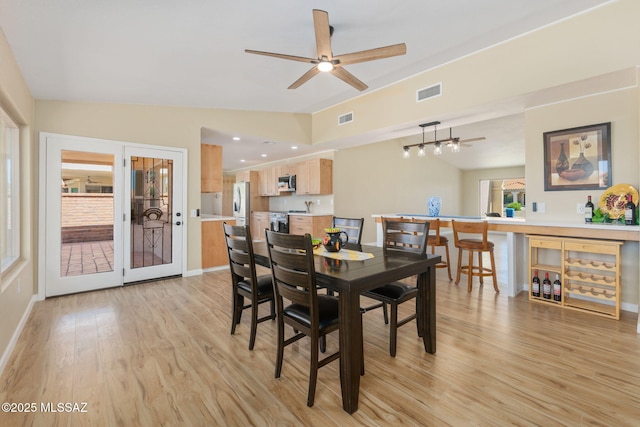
372;215;640;331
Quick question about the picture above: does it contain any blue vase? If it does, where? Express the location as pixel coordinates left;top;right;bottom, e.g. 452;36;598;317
427;196;441;217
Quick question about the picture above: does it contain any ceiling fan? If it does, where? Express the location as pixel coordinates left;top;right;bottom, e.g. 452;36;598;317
245;9;407;91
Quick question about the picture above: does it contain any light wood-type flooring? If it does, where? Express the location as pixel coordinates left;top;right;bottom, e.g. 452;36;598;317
2;255;640;425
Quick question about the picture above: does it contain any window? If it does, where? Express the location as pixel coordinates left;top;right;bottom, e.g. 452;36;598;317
1;107;19;272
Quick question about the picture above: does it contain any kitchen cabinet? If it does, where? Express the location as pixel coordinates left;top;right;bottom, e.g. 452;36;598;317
235;170;251;183
258;167;279;196
528;235;622;319
251;211;270;238
202;219;235;269
295;158;333;195
201;144;223;192
279;164;296;176
289;215;332;238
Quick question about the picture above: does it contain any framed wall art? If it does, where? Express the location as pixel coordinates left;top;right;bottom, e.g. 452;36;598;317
543;122;611;191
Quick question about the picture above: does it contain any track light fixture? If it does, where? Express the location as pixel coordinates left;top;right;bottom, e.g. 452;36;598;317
403;121;482;157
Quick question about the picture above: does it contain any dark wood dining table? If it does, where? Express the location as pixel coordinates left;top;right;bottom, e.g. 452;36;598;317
252;241;441;414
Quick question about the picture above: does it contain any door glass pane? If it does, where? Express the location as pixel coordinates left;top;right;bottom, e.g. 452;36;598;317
130;156;173;268
60;150;115;277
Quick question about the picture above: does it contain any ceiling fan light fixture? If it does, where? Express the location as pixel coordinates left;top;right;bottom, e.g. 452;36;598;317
317;60;334;72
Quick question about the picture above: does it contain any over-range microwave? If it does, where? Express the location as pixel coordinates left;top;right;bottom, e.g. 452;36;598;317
278;175;296;192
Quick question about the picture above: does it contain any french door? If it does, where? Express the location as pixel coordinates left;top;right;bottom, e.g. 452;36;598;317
41;134;185;297
123;146;183;282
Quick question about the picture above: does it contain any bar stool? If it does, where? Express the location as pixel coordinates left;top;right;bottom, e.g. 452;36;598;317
424;218;452;281
451;220;499;293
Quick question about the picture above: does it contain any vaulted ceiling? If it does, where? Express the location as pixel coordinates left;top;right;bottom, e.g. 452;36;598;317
0;0;610;170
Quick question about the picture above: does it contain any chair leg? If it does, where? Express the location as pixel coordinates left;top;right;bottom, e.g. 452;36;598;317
382;302;389;325
230;291;243;335
320;336;326;353
444;244;453;281
455;248;463;285
248;299;258;350
467;250;473;293
490;248;499;292
307;333;320;407
274;317;285;379
478;251;484;285
389;303;398;357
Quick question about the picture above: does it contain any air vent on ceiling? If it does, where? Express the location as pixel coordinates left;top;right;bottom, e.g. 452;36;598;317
338;112;353;125
416;83;442;102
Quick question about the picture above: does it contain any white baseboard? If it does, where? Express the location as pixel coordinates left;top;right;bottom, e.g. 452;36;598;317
0;295;37;377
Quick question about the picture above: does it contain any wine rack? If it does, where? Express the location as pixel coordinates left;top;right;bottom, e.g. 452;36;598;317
527;235;623;319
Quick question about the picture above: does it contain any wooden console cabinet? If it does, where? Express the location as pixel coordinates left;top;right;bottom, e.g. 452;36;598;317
528;235;622;319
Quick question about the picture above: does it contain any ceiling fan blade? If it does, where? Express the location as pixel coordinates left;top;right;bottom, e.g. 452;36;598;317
244;49;315;64
457;137;486;143
335;43;407;65
313;9;332;58
288;67;321;89
331;67;368;91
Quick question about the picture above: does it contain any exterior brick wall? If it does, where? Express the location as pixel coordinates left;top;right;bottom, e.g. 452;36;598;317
61;194;114;242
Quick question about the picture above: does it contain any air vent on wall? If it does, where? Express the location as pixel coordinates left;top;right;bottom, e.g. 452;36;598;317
338;112;353;125
416;83;442;102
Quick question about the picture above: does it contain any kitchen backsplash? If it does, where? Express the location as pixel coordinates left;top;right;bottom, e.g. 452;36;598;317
269;194;334;214
201;192;222;215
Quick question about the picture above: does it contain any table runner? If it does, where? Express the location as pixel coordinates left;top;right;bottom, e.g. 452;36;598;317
313;247;374;260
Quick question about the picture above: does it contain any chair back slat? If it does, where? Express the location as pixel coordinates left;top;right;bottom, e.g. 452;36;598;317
332;217;364;244
422;218;442;244
265;230;319;317
382;219;429;255
451;220;489;249
223;222;258;283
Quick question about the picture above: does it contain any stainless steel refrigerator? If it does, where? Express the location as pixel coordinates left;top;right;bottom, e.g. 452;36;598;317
232;181;250;226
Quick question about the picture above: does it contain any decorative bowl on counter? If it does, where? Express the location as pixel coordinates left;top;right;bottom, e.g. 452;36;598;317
599;184;638;219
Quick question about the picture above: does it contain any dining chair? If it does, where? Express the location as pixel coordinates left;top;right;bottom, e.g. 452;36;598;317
265;230;341;407
424;218;453;281
332;216;365;244
451;220;499;293
361;219;429;357
223;222;275;350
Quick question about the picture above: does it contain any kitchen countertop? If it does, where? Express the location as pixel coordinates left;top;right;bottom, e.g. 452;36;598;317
201;214;236;222
253;211;333;217
372;214;640;240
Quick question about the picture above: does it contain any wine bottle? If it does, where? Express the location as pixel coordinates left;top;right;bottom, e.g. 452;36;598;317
585;195;594;223
542;272;552;299
532;270;540;298
624;194;637;225
553;274;562;302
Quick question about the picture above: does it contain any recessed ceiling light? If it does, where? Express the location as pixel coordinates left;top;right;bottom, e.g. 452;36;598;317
233;137;240;141
240;159;245;163
261;154;267;157
291;146;298;150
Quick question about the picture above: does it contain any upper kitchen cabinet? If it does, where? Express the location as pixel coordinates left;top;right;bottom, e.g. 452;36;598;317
279;164;296;177
236;170;251;183
201;144;222;192
296;158;333;195
258;166;279;196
